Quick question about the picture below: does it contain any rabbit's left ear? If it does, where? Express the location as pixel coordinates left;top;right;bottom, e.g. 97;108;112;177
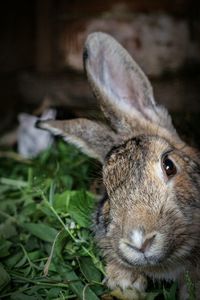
84;32;178;137
36;118;117;163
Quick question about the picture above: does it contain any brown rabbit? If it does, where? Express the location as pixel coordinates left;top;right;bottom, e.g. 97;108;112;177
37;32;200;299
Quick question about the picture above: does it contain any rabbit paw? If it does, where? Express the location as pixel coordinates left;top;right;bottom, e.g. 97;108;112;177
105;263;147;292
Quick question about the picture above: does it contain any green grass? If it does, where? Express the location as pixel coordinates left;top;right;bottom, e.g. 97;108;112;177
0;142;105;299
0;141;181;299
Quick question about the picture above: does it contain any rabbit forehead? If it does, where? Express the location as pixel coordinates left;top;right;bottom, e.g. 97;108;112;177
102;135;170;203
104;134;170;176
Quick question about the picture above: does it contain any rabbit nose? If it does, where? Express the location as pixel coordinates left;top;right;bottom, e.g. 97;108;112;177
139;234;156;253
129;229;156;253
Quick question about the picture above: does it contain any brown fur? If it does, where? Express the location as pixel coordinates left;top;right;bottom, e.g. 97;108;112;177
37;32;200;299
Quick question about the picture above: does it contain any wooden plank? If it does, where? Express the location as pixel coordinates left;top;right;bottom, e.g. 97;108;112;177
35;0;54;72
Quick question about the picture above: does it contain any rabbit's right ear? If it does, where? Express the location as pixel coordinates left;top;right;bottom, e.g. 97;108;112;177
84;32;178;137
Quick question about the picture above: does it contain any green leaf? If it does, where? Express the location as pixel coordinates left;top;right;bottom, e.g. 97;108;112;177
60;175;73;190
22;223;58;243
54;190;95;227
55;229;69;259
10;293;37;300
79;257;102;283
163;281;177;300
0;263;10;291
63;269;100;300
28;250;42;261
146;292;161;300
21;202;37;216
0;177;28;188
0;239;12;257
0;220;17;239
15;255;27;268
38;202;55;218
4;252;23;268
46;287;61;299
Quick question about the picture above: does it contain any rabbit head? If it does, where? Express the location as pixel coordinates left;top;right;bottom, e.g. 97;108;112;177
38;32;200;289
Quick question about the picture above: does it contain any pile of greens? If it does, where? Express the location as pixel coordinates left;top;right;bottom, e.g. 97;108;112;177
0;141;180;299
0;142;105;299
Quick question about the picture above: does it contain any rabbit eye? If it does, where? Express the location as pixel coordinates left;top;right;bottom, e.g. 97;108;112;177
162;155;177;178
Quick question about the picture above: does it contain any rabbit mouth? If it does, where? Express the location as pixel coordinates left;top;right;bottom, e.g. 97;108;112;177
117;248;165;268
117;239;166;267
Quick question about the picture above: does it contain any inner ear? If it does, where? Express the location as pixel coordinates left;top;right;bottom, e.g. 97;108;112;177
84;32;179;138
84;32;155;119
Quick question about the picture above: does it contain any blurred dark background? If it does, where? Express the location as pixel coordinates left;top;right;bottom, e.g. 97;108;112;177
0;0;200;146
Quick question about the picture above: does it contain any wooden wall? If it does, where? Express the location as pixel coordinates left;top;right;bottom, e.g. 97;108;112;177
0;0;199;73
0;0;200;134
